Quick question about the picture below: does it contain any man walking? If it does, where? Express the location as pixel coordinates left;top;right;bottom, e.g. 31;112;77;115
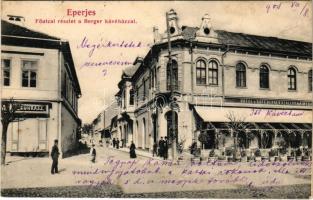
51;139;60;174
90;144;96;163
163;136;168;160
158;137;164;157
152;142;158;157
112;138;116;148
116;139;120;149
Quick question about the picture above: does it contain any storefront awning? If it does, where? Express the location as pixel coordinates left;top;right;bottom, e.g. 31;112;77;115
194;106;312;123
203;122;311;132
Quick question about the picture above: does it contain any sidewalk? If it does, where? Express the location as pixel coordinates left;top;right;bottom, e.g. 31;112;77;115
110;146;164;160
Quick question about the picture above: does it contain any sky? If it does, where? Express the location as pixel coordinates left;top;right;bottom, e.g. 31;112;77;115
2;1;312;123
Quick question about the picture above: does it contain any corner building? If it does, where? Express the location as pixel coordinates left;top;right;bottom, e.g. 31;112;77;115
114;10;312;159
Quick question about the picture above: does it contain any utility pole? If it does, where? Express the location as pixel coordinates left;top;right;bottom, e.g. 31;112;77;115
166;11;176;160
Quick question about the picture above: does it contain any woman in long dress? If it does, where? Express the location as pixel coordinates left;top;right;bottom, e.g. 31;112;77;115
129;141;137;158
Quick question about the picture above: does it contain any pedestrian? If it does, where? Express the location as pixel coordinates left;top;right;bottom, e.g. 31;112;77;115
163;136;168;160
113;138;116;148
51;139;60;174
116;139;120;149
190;140;197;156
99;139;103;147
153;142;158;157
158;137;164;157
129;141;137;158
90;144;96;163
121;139;124;148
106;138;110;147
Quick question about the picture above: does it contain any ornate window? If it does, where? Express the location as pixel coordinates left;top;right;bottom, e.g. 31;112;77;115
196;59;206;85
288;67;297;90
208;60;218;85
236;63;246;87
260;65;269;89
166;60;178;90
309;70;312;91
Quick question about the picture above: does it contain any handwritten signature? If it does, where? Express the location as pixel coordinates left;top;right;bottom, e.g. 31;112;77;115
266;1;309;17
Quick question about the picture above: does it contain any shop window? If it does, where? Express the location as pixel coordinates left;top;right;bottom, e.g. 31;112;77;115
288;67;297;90
22;60;37;87
208;60;218;85
260;65;269;89
196;59;206;85
236;63;246;87
2;59;11;86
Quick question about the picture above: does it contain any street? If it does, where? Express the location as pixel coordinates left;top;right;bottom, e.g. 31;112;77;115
1;145;311;198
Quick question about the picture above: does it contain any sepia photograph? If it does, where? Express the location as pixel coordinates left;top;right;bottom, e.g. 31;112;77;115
1;0;312;198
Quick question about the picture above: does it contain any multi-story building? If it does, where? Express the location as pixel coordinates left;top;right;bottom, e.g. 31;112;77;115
114;61;140;147
1;18;82;157
114;9;312;159
92;101;119;141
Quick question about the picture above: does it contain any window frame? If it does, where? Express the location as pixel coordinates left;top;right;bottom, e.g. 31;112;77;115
235;62;247;88
308;70;312;92
2;58;11;86
21;60;38;88
287;67;297;91
196;59;207;85
166;59;178;90
259;65;270;89
208;60;218;85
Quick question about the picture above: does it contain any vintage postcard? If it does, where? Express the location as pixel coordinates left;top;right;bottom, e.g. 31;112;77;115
1;0;312;198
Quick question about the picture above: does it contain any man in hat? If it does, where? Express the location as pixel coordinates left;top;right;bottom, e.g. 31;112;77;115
51;139;60;174
90;144;96;163
158;137;164;158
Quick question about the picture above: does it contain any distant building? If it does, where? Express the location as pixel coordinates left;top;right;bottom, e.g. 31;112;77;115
1;19;82;157
92;101;119;141
113;9;312;159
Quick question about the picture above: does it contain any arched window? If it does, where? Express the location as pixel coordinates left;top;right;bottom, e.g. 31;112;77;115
236;63;246;87
288;67;297;90
208;60;218;85
196;59;206;85
260;65;269;89
129;89;134;105
166;60;178;90
308;70;312;91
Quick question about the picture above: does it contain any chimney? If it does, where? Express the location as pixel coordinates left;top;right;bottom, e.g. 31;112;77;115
7;15;25;26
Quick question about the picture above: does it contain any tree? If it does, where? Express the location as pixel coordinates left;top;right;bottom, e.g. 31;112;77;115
81;123;93;135
224;111;251;160
1;98;21;165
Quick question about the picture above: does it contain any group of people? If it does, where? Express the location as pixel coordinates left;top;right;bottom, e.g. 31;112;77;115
112;138;120;149
153;136;169;160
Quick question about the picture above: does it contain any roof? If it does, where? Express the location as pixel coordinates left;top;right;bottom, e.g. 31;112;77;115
215;30;312;56
1;20;82;95
123;64;140;77
2;20;60;40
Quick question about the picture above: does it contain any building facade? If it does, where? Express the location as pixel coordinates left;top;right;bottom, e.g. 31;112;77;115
1;19;82;157
114;10;312;159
